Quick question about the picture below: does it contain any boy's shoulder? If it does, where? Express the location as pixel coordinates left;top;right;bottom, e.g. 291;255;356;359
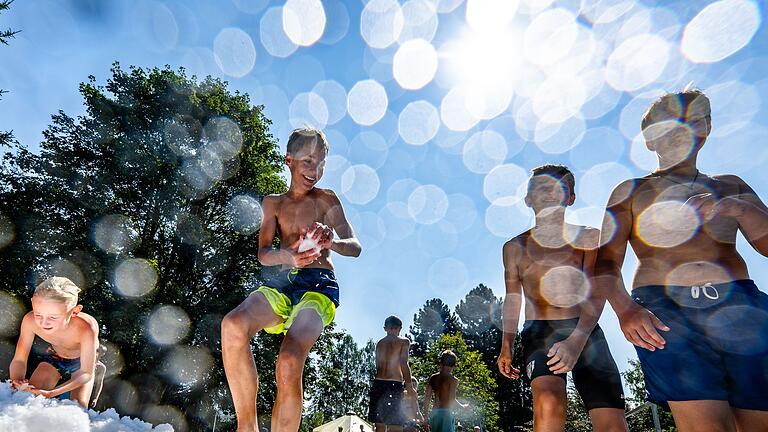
71;313;99;337
567;224;599;249
313;187;341;202
21;311;37;329
505;229;531;248
710;173;748;188
606;176;654;207
503;230;531;257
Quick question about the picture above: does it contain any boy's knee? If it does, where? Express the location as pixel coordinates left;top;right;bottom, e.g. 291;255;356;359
221;310;251;341
534;388;566;411
275;352;306;383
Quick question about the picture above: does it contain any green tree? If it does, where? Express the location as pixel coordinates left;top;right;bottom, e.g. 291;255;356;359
0;0;19;149
0;63;287;431
622;359;676;431
564;382;591;432
409;298;461;356
412;333;500;432
305;328;376;427
455;285;533;430
0;1;18;44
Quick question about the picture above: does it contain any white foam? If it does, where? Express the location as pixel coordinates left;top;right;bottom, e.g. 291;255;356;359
0;382;173;431
297;235;321;253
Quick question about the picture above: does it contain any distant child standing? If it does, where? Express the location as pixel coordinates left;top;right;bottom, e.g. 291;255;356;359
424;350;467;432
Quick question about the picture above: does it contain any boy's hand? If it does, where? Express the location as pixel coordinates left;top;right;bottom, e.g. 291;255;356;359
28;387;53;398
11;379;29;390
617;302;669;351
307;222;334;250
288;237;321;267
547;336;585;374
497;350;520;379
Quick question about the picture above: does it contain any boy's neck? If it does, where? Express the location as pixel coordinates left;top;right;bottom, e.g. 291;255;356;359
439;366;454;374
533;207;566;230
655;155;699;176
287;184;313;198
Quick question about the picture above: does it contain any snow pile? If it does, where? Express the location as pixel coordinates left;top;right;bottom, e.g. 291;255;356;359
0;382;173;432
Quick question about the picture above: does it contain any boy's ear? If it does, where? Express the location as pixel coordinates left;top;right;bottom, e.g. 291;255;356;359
284;153;293;166
524;195;532;208
71;304;83;315
566;193;576;206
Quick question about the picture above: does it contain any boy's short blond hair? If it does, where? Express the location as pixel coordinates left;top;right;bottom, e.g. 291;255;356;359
286;127;329;155
34;277;81;309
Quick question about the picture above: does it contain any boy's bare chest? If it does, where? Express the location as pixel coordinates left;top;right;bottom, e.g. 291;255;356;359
276;199;330;233
38;329;80;353
630;180;739;245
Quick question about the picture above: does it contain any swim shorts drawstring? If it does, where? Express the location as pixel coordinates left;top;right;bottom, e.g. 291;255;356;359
691;282;719;300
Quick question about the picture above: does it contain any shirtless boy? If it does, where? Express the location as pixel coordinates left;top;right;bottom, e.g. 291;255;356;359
424;350;467;432
10;276;100;407
497;165;627;432
368;315;415;432
402;377;425;432
596;89;768;432
221;127;362;432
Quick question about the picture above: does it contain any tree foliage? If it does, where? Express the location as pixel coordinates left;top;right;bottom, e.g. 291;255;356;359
0;0;18;149
0;63;289;430
455;285;532;430
409;298;461;356
622;359;676;431
306;328;376;426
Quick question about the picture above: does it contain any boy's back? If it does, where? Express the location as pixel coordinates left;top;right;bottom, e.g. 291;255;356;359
427;372;457;409
374;334;410;381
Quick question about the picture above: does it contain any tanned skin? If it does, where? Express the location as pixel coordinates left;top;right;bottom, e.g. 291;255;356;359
373;325;415;432
424;364;466;418
10;297;99;407
497;174;627;432
221;139;361;432
596;100;768;432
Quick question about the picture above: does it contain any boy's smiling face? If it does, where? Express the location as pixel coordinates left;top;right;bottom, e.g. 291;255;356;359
525;174;575;213
286;141;327;191
31;296;80;334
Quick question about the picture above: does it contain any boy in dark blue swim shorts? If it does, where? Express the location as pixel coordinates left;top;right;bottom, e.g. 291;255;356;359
597;89;768;430
221;127;362;432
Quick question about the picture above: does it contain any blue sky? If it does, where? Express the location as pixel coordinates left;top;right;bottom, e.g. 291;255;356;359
1;0;767;381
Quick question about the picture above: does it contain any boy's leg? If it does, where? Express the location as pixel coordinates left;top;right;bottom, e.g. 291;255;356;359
733;408;768;432
271;308;324;432
571;325;627;432
531;376;567;432
222;292;283;432
588;408;627;432
667;400;736;432
29;362;61;390
69;375;95;407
